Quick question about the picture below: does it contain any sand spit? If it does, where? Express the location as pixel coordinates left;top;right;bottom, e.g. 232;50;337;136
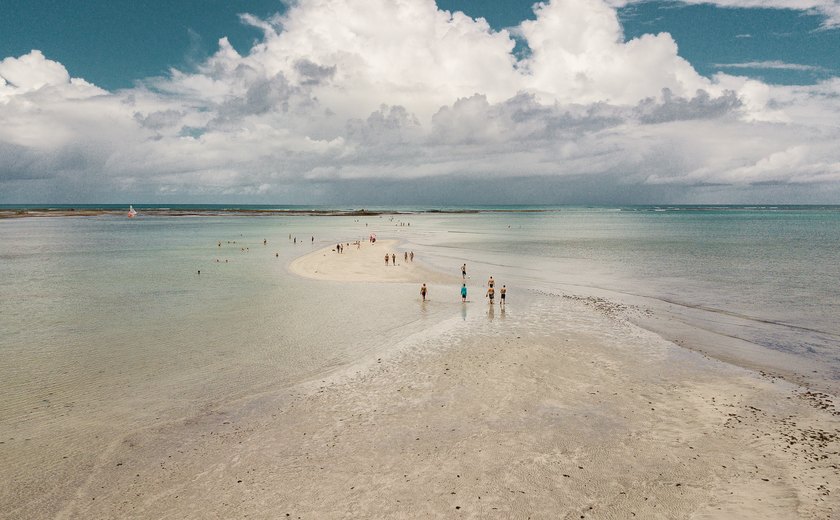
288;239;459;285
35;294;839;520
5;238;838;519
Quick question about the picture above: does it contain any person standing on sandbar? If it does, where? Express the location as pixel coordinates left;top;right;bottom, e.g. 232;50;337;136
461;283;467;302
385;253;389;266
421;283;427;301
462;264;467;279
486;285;495;305
500;285;506;306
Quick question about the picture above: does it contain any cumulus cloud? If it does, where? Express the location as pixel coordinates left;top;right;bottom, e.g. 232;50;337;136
0;0;839;203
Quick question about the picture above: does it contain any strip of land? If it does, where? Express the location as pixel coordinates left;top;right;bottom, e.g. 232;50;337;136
288;239;459;285
18;237;837;519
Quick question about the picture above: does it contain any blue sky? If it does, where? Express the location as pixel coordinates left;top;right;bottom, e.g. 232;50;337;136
2;0;836;89
1;0;839;203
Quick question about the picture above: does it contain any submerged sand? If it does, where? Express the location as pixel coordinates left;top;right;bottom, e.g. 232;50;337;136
5;236;839;519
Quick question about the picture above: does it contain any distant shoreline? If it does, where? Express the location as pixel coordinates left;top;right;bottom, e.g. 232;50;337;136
3;204;839;219
0;208;469;219
0;208;549;219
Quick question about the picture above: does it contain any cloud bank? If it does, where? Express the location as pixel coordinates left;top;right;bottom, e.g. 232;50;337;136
1;0;839;204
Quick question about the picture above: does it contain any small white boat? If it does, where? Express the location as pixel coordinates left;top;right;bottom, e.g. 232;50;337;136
128;205;137;218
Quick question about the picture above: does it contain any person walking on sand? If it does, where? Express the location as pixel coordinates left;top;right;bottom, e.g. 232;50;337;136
391;253;396;265
385;253;389;266
421;283;427;301
461;283;467;302
410;251;414;262
404;251;408;262
486;285;495;304
462;264;467;279
487;276;494;288
500;285;506;306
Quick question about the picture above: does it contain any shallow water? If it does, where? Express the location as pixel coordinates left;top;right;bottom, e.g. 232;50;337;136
0;208;840;468
403;207;840;383
0;216;451;452
2;208;839;515
3;208;838;432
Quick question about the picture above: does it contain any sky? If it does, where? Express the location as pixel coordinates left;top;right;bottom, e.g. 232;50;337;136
1;0;839;204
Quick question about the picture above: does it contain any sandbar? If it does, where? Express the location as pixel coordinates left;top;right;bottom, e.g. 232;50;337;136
7;237;838;519
288;239;458;284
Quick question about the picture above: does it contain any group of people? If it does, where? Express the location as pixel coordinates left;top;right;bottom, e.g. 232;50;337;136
288;234;315;245
420;263;507;305
482;275;506;306
461;264;506;305
385;251;414;265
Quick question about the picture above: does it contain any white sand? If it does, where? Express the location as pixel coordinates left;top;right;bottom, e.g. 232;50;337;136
288;239;458;284
9;237;839;519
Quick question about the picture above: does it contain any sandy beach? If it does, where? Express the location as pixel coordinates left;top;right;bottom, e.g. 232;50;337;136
288;239;458;285
6;235;829;519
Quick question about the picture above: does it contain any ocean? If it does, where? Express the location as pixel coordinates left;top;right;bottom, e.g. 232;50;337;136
407;207;840;387
1;206;839;509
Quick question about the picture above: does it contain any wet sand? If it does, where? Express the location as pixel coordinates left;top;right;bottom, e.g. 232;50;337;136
5;237;839;519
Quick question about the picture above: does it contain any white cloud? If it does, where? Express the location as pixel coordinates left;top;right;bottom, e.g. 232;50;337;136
0;50;104;101
715;60;826;72
0;0;839;203
640;0;840;28
520;0;715;105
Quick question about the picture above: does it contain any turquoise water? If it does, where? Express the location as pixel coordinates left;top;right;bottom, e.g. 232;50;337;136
404;207;840;380
0;215;452;437
2;207;838;445
3;206;838;517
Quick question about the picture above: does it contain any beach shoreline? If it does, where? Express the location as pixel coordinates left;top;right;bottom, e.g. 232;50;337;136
39;278;840;519
288;239;460;285
3;226;838;519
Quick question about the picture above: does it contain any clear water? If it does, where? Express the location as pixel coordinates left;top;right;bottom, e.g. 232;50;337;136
1;207;839;468
0;215;453;440
403;207;840;377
